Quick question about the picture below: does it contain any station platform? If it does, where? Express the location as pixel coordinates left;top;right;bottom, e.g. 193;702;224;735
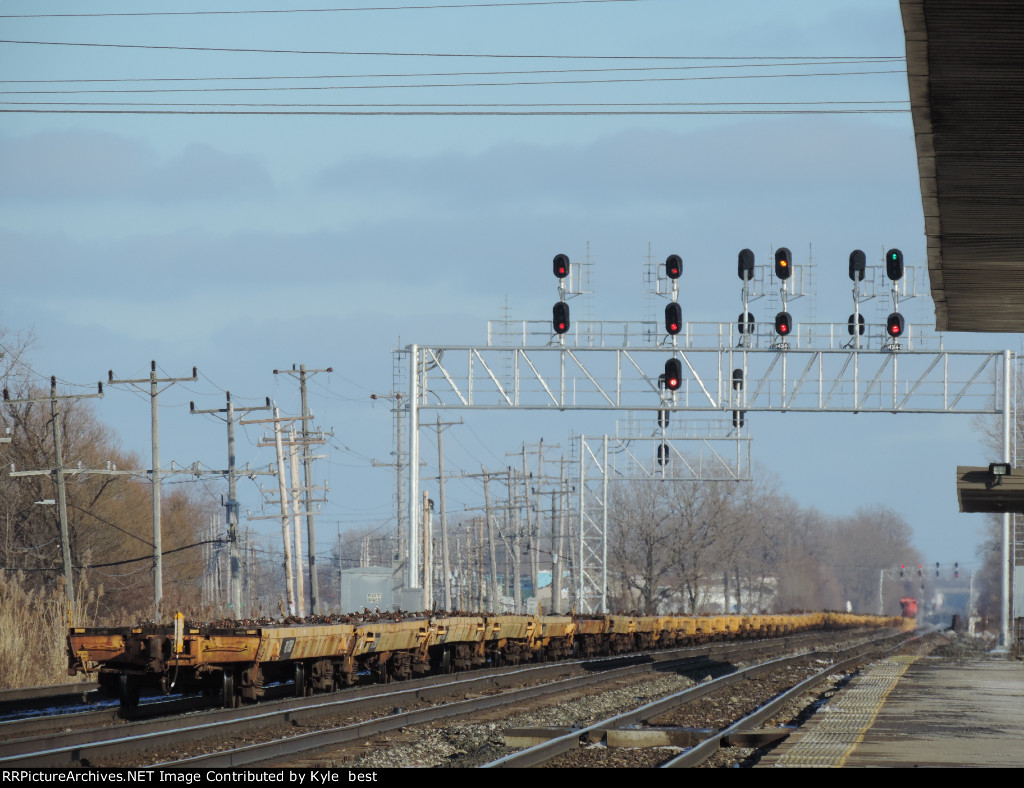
760;646;1024;767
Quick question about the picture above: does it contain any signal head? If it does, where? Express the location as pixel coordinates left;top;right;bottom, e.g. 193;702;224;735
657;442;669;467
886;311;905;338
886;248;904;281
665;254;682;280
553;253;570;279
737;311;755;335
849;249;866;281
552;301;570;334
664;358;682;391
774;311;793;336
774;247;793;281
732;368;744;391
665;301;682;335
737;249;755;281
847;313;865;336
732;410;745;429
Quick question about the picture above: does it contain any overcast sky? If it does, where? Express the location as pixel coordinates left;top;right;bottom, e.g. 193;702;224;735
1;0;1018;590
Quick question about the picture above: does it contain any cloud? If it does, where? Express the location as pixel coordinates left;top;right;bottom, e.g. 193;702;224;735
138;143;273;202
0;130;273;203
0;130;155;201
314;119;918;220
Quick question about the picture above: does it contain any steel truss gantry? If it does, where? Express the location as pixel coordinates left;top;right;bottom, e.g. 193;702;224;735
403;322;1011;619
573;428;753;613
409;343;1003;416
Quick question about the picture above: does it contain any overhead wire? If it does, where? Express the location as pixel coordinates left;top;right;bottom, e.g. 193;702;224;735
0;39;904;61
0;59;905;86
1;100;910;111
0;1;648;18
0;67;909;114
0;107;910;116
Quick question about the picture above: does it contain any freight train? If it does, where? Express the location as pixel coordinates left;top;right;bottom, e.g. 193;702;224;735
67;610;907;709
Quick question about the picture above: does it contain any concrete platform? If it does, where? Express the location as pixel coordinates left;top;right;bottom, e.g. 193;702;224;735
761;652;1024;767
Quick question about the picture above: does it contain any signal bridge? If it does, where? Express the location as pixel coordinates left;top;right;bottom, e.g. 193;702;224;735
412;320;1004;416
401;322;1010;611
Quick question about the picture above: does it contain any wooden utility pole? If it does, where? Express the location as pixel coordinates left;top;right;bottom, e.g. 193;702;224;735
422;489;432;607
5;378;104;623
245;409;327;617
507;467;522;612
482;468;500;610
273;365;332;614
108;361;197;618
432;415;462;611
554;457;567;613
370;391;405;570
275;411;297;614
191;392;271;616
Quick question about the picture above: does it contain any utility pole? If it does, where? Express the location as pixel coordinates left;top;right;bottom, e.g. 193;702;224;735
190;393;271;616
246;409;328;617
370;392;405;570
5;377;104;623
273;365;332;614
423;489;433;607
433;415;463;611
553;457;566;613
482;468;500;611
465;469;523;612
516;439;561;611
108;361;197;618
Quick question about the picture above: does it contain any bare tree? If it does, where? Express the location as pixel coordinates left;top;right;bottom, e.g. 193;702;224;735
0;331;211;621
607;480;678;614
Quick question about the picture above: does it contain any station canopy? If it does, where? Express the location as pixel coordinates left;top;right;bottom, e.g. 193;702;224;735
901;1;1024;332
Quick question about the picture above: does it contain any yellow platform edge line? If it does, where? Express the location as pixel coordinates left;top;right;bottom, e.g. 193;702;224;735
833;655;919;768
771;655;919;768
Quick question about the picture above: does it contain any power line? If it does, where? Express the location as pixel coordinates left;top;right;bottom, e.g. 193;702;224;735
0;108;911;116
0;39;904;61
2;70;905;96
0;100;910;109
0;1;647;19
0;70;906;95
0;59;905;85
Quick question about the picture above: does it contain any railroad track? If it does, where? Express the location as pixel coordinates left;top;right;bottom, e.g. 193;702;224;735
4;632;840;767
0;682;99;718
2;629;899;768
483;631;914;768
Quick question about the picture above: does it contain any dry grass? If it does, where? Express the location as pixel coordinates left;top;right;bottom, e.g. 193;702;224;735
0;573;102;689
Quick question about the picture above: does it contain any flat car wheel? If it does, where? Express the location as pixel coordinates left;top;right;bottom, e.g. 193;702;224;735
222;670;237;708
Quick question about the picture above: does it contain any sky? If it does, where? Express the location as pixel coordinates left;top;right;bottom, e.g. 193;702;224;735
0;0;1019;592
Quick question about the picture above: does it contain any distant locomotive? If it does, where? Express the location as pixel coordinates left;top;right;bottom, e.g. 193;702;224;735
67;610;905;709
900;597;919;618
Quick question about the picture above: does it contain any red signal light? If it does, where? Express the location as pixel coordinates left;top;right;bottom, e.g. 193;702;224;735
664;358;682;391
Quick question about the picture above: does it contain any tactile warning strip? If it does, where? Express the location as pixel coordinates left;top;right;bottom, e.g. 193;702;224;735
766;655;919;768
